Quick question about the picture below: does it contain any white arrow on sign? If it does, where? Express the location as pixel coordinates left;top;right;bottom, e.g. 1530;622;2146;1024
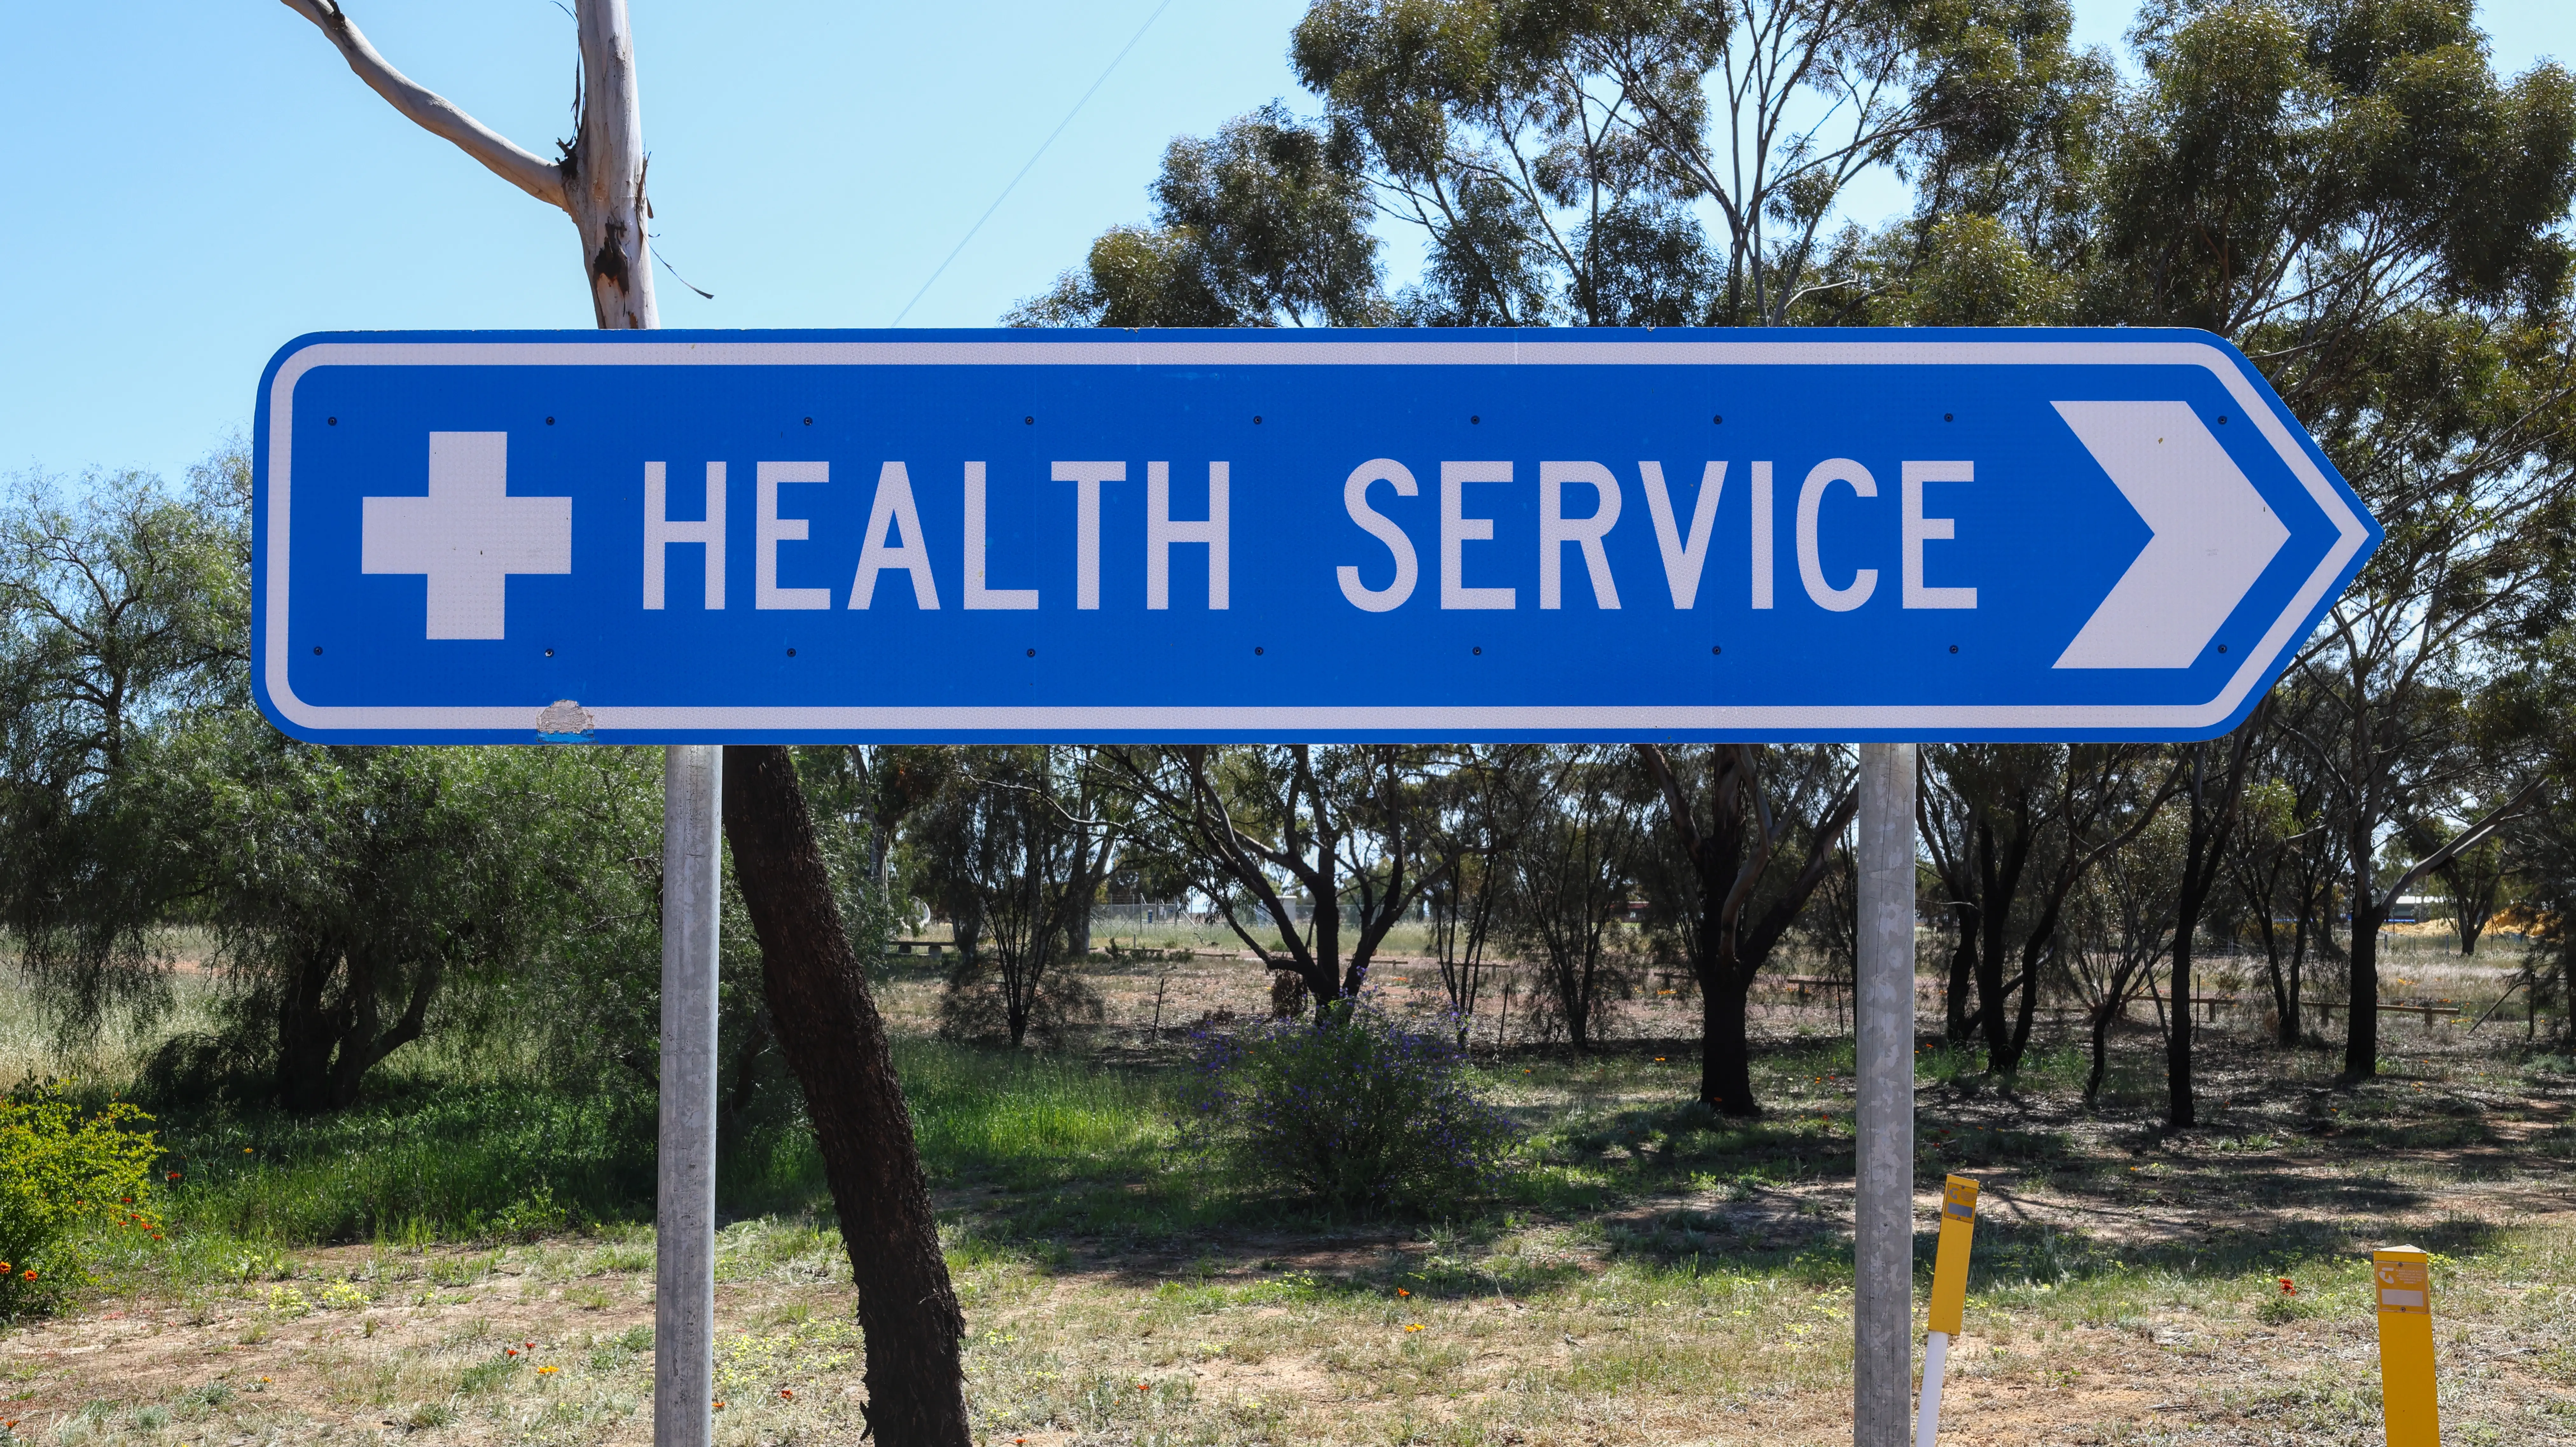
2052;400;2290;670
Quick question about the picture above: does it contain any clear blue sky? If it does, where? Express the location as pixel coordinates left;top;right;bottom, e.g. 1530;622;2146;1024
3;1;2570;483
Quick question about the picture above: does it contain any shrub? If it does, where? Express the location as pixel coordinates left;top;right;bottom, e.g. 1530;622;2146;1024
0;1078;165;1316
1175;998;1516;1213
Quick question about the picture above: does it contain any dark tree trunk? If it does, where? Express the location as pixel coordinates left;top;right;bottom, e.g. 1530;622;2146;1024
1975;920;2011;1069
275;947;344;1113
1633;743;1854;1118
2254;908;2292;1046
328;954;434;1111
1973;817;2034;1075
2006;945;2041;1072
2285;917;2307;1047
2344;811;2383;1080
2167;724;2259;1127
1700;968;1758;1117
2083;1001;2116;1106
2345;897;2384;1079
722;745;969;1447
2166;925;2198;1127
273;945;434;1113
1944;904;1978;1044
1560;957;1594;1052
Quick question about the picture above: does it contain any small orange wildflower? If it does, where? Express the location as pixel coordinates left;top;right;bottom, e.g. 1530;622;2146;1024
779;1388;794;1400
2278;1277;2296;1296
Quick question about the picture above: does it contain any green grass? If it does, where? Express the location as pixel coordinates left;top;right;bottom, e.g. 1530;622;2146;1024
98;1039;1188;1256
897;1040;1173;1189
726;1040;1209;1236
149;1081;656;1246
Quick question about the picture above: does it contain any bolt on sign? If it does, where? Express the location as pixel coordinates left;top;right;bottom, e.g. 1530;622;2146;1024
2373;1246;2440;1446
248;328;2378;745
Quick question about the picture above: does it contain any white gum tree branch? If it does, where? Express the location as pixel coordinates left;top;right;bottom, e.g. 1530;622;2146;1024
278;0;657;328
277;0;566;208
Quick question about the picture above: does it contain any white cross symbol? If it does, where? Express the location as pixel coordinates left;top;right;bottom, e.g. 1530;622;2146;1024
362;432;572;640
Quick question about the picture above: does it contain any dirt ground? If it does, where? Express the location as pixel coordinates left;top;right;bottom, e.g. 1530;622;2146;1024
6;1187;2569;1447
5;958;2573;1446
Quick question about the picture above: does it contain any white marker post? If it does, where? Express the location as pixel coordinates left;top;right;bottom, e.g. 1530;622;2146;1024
655;745;722;1447
1855;743;1918;1447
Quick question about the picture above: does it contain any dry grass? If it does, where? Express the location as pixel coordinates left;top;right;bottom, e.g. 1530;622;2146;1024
3;939;2572;1445
5;1207;2571;1445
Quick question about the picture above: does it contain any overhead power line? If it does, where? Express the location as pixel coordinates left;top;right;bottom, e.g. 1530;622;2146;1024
891;0;1178;326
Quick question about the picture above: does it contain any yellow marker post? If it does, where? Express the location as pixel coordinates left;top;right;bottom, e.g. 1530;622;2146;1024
1913;1175;1980;1447
2373;1245;2441;1446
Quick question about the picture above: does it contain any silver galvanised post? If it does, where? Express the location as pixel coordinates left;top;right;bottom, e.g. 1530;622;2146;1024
1854;743;1918;1447
655;744;722;1447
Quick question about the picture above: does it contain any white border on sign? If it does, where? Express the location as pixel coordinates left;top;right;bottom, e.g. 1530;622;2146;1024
261;338;2371;735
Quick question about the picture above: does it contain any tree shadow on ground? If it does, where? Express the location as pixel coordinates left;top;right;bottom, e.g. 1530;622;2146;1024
1592;1193;2506;1284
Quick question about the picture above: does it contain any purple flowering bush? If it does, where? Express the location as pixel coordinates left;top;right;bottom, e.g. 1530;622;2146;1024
1175;998;1517;1213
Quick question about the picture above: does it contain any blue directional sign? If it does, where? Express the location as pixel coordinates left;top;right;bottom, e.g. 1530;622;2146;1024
251;328;2377;744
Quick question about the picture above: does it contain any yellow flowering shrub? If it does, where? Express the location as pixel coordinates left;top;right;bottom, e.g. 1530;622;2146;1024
0;1078;164;1316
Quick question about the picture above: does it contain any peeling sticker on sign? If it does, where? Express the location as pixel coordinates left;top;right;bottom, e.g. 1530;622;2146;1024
536;699;595;743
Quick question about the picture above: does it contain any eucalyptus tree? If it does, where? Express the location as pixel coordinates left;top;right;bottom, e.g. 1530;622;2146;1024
1010;104;1387;327
2500;641;2576;1043
2065;0;2576;1081
1100;744;1454;1018
1919;744;2178;1078
1426;746;1518;1048
2227;729;2340;1049
1503;745;1650;1052
1287;0;2087;325
2162;709;2269;1126
1016;1;2087;329
0;468;246;779
2062;808;2185;1107
275;5;967;1436
1632;743;1855;1114
2399;685;2557;956
915;747;1120;1049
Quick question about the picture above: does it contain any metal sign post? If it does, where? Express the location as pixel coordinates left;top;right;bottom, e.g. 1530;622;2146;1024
246;324;2377;1446
1854;743;1917;1447
654;744;722;1447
